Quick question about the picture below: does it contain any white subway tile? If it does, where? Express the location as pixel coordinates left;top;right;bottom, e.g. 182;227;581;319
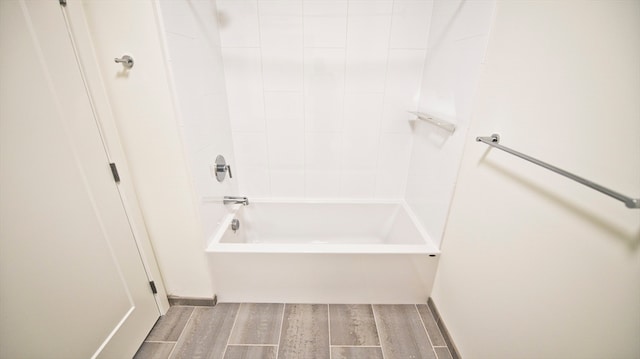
304;48;346;132
374;169;405;198
377;133;413;170
304;92;344;132
380;49;426;134
268;131;305;169
375;133;412;198
259;1;303;48
305;133;342;170
236;166;271;197
346;9;392;50
305;170;341;198
267;116;304;135
341;133;379;170
419;36;488;123
385;49;427;99
345;47;388;93
341;170;376;198
262;47;303;91
380;100;415;133
264;91;304;120
303;1;348;48
232;132;269;168
348;1;393;15
390;1;433;49
270;170;305;197
217;1;260;47
342;93;384;134
222;48;266;132
303;1;348;16
429;0;495;45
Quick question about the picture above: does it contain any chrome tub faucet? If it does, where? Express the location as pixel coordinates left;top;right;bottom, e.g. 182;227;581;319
223;196;249;206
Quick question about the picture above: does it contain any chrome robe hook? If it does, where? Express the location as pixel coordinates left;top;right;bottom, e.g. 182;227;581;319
114;55;134;69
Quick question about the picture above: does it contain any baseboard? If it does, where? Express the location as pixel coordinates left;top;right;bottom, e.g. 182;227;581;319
428;297;461;359
167;294;218;307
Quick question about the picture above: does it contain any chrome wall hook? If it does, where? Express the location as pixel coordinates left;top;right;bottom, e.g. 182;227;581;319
114;55;134;69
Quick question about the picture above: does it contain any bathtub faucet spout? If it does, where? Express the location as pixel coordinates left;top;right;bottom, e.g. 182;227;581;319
223;196;249;206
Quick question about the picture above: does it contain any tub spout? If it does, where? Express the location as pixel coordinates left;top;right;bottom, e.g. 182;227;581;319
223;196;249;206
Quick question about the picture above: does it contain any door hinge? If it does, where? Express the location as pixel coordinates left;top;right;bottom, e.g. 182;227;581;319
149;281;158;294
59;0;67;6
109;163;120;183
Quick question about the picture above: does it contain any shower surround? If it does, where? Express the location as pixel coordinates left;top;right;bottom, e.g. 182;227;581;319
218;0;433;199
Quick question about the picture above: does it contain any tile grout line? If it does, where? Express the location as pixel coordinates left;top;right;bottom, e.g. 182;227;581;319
226;344;278;347
337;0;349;195
255;0;272;196
144;340;177;344
331;345;383;348
275;303;286;359
370;305;386;359
166;306;196;359
415;304;438;355
221;303;242;358
327;304;332;359
301;0;306;197
372;0;397;198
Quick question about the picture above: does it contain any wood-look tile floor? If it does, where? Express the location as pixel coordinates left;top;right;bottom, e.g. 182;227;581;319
134;303;454;359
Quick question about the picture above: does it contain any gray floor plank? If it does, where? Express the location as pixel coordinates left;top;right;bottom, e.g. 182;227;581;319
329;304;379;346
417;304;447;346
146;306;195;342
224;345;277;359
134;342;174;359
170;304;240;359
435;346;454;359
373;304;437;359
228;303;284;345
277;304;329;359
331;346;384;359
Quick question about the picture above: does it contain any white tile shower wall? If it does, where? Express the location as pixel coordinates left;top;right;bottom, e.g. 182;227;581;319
404;0;496;247
158;0;238;240
218;0;434;199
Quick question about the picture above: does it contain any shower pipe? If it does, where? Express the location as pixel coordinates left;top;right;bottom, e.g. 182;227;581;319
476;134;640;209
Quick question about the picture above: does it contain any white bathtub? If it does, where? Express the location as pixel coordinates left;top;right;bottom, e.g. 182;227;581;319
206;200;440;304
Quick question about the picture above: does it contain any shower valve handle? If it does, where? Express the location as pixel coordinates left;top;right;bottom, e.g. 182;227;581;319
214;155;232;182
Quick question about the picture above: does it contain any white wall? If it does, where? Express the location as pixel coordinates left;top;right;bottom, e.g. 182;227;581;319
432;1;640;358
81;0;214;298
156;0;238;241
218;0;433;199
405;0;495;247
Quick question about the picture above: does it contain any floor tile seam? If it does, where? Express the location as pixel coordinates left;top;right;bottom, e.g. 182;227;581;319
330;345;382;348
327;304;333;359
144;340;177;344
415;303;437;351
370;305;387;359
275;303;286;358
166;306;197;359
221;303;243;359
226;344;279;347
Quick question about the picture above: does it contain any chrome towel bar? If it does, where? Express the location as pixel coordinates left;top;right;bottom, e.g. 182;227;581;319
476;134;639;209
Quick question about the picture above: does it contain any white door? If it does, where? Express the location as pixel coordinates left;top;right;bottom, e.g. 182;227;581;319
0;1;160;358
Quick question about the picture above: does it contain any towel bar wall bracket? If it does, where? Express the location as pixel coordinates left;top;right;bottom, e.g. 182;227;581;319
476;133;639;209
